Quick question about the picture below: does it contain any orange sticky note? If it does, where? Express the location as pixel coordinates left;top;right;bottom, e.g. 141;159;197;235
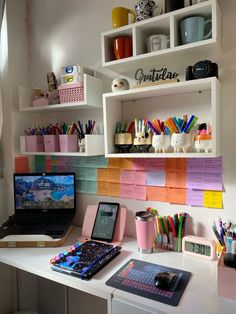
97;169;109;182
120;158;133;170
166;158;186;172
108;169;120;183
108;158;121;169
109;183;120;197
97;182;110;195
146;186;167;202
165;171;186;188
15;156;29;173
166;188;186;204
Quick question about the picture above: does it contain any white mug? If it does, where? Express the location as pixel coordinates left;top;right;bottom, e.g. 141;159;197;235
147;34;170;52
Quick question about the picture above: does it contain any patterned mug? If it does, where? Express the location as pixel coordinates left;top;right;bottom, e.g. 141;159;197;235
135;0;162;21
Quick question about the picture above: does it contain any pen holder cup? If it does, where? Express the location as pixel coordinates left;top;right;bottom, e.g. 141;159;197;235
59;134;78;152
171;133;193;153
43;135;60;152
152;134;171;153
133;132;152;153
135;211;155;254
26;135;44;152
114;133;133;153
156;235;180;252
194;134;212;153
78;138;86;153
218;252;236;300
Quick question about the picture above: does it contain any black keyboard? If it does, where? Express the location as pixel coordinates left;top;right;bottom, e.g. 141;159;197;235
6;214;72;226
50;240;121;279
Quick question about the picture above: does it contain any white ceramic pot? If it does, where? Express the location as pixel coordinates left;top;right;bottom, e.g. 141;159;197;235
194;134;212;153
152;134;171;153
171;133;192;153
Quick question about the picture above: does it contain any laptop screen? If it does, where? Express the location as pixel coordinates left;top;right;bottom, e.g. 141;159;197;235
14;173;76;214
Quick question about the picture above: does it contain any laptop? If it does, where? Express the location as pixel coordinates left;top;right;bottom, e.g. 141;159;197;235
0;172;76;239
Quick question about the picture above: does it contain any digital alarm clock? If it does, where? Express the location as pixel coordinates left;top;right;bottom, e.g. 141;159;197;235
182;236;216;260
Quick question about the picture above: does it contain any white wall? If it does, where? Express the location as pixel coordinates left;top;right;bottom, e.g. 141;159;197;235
1;0;236;240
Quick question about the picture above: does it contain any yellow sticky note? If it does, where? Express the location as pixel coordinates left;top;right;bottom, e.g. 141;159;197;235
204;191;223;209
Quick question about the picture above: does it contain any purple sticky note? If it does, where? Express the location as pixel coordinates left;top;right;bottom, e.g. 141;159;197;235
186;172;204;190
187;189;204;206
203;173;223;191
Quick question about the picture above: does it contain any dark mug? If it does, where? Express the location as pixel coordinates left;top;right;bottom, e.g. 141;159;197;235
165;0;184;13
113;37;133;60
135;0;161;21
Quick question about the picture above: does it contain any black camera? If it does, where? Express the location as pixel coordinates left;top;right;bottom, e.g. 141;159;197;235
185;60;218;81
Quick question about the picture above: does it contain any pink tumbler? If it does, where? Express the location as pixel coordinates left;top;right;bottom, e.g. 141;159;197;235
135;211;155;254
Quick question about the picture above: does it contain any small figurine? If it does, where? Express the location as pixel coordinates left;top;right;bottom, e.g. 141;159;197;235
111;78;129;92
78;138;86;153
133;131;152;153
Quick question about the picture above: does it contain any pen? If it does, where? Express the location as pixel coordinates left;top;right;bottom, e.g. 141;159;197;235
90;120;96;134
212;225;225;246
147;121;158;135
78;120;85;138
135;118;138;134
127;121;134;133
177;214;183;252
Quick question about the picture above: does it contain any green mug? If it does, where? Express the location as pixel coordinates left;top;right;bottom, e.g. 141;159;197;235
180;16;212;45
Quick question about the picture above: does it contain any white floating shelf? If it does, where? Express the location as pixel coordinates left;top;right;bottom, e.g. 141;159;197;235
20;135;105;157
103;77;215;100
103;77;221;158
101;0;221;73
106;152;219;158
19;74;103;112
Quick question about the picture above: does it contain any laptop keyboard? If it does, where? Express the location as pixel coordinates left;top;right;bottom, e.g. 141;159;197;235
7;214;72;226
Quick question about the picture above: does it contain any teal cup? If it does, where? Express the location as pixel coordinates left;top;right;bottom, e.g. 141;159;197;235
180;16;212;45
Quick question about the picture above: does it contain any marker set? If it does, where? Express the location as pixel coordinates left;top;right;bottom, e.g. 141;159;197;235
114;114;213;154
213;217;236;255
147;208;187;253
24;120;96;153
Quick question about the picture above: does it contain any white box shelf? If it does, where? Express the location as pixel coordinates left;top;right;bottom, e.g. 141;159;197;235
101;0;221;73
103;77;221;158
19;74;103;112
20;134;104;156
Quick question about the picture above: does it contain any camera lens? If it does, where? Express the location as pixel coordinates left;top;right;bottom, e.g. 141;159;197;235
193;61;209;78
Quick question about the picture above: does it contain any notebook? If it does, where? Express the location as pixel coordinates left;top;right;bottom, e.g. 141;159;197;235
0;172;76;240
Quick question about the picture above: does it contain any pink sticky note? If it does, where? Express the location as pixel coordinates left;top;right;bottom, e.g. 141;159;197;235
145;159;166;170
120;170;134;184
134;185;147;200
120;184;135;199
132;159;146;170
134;171;146;185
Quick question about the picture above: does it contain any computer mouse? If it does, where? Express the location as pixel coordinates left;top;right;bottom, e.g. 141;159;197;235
154;271;177;290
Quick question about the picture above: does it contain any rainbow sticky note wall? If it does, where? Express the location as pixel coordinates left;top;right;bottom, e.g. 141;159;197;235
34;156;223;209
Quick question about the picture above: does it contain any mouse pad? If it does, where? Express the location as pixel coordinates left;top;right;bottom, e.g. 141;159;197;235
106;259;191;306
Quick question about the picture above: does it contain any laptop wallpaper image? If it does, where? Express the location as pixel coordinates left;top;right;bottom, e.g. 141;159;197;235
14;175;75;210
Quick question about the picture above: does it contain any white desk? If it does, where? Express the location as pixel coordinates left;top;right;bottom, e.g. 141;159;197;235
0;228;235;314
